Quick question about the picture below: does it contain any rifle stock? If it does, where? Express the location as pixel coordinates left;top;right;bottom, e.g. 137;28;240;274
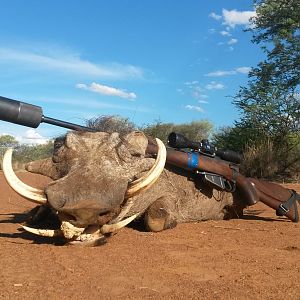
146;141;299;222
249;178;299;222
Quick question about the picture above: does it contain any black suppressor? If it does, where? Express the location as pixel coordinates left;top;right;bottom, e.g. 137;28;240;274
0;95;96;132
168;132;243;164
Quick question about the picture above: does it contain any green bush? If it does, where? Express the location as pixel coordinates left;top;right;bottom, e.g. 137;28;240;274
141;120;213;144
213;126;300;180
13;141;54;163
0;135;54;170
0;135;19;156
86;116;213;145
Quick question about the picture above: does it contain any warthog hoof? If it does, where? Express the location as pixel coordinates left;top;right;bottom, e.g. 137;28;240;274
144;198;177;232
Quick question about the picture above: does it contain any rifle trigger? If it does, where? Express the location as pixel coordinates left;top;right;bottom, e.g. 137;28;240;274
198;172;226;190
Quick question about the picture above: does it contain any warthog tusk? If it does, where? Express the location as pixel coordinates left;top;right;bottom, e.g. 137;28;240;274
2;149;47;204
100;213;138;234
126;138;166;198
22;225;62;237
4;149;44;193
60;221;85;239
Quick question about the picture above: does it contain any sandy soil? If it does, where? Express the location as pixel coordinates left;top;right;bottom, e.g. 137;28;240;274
0;171;299;299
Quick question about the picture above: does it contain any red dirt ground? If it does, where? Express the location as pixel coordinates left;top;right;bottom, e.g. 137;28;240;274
0;171;299;299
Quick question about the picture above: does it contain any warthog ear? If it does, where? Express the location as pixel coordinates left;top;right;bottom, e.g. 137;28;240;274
65;132;83;150
122;131;148;156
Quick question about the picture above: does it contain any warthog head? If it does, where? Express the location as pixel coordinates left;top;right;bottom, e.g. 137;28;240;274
3;131;166;246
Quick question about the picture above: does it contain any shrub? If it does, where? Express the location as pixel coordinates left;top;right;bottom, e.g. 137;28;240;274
141;120;213;144
0;139;54;170
13;141;54;163
86;115;136;136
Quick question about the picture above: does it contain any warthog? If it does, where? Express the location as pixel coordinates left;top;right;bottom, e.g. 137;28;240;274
3;131;246;246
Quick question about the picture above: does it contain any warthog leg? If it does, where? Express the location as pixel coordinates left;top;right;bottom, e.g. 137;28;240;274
144;197;177;232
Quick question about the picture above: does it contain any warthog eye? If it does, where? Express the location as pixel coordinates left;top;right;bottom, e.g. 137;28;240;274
54;136;66;151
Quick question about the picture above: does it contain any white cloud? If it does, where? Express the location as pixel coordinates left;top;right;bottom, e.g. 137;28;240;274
205;81;225;90
205;70;236;77
183;82;209;102
184;80;199;86
205;66;251;77
228;38;238;45
198;99;209;104
222;9;256;28
199;94;209;100
16;129;49;145
220;31;231;37
185;105;204;113
0;47;144;80
235;67;251;74
76;82;137;100
209;12;222;21
192;87;207;100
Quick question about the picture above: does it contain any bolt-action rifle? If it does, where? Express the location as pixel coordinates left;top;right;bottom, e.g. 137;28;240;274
146;133;300;222
0;96;299;222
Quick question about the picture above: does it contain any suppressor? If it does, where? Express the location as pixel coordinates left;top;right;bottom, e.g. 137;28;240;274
0;95;95;132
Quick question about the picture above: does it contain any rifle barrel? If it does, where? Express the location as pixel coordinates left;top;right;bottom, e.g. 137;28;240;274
41;116;96;132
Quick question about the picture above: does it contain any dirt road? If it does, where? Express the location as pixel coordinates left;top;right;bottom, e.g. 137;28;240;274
0;171;299;299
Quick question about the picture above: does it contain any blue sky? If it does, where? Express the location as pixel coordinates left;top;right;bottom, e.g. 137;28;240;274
0;0;262;144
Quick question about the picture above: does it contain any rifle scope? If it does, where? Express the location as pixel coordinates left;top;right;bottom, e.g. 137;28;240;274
168;132;243;165
0;95;96;132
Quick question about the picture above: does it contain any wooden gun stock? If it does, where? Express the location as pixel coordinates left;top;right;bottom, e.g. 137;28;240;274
249;179;299;222
146;141;299;222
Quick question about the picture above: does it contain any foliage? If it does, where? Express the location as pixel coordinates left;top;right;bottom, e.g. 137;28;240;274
213;125;259;152
0;135;19;156
241;138;277;178
235;0;300;137
241;135;300;179
229;0;300;179
13;141;54;163
86;115;213;145
141;120;213;144
0;135;53;169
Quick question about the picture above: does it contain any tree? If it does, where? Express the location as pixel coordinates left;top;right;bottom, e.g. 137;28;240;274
213;126;256;152
142;120;213;144
231;0;300;178
86;115;213;145
0;135;19;156
14;141;54;163
0;135;54;170
235;0;299;137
